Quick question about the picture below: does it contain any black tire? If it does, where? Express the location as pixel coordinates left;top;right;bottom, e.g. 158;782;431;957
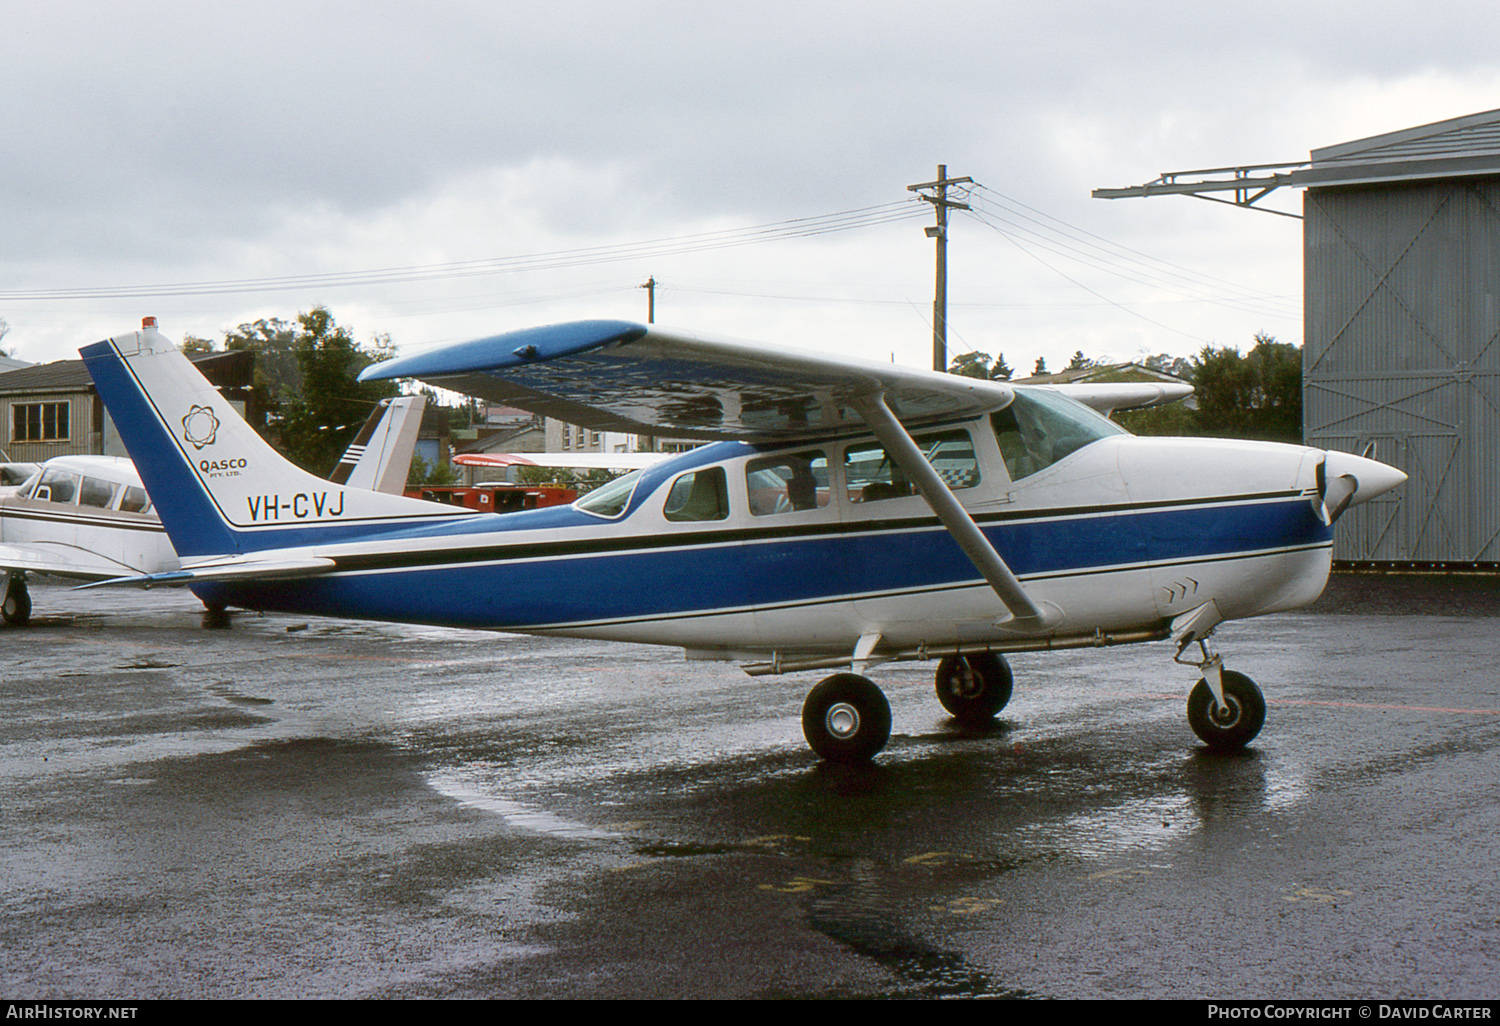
1187;671;1265;750
2;580;31;627
802;673;892;763
935;652;1013;725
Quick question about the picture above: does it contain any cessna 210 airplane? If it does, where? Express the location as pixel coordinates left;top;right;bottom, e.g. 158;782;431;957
80;318;1405;762
0;393;424;626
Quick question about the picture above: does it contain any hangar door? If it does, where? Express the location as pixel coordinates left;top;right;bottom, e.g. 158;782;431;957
1304;180;1500;563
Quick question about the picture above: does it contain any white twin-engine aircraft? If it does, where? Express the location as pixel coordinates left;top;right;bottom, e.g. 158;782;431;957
0;392;424;626
80;319;1404;763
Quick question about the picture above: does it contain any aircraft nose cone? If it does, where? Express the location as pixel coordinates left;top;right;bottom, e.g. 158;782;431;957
1323;449;1407;506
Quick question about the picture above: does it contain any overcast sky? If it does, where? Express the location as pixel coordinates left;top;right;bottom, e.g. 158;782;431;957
4;1;1499;377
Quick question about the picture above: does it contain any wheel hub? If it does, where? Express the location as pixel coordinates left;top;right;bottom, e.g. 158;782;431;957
825;702;861;738
1209;697;1242;728
943;660;986;701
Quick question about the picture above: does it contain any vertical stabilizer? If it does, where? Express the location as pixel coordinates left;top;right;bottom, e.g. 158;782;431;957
81;324;468;559
330;395;426;494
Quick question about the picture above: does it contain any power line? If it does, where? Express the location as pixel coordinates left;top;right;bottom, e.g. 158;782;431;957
0;202;925;302
966;188;1300;319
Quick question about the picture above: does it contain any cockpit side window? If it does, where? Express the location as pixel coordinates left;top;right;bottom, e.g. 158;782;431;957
844;429;979;503
663;467;729;522
746;449;828;516
33;467;78;504
575;469;641;519
991;389;1126;482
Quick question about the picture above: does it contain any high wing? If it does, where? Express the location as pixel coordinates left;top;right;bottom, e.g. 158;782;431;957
453;451;670;471
363;321;1055;630
360;320;1014;441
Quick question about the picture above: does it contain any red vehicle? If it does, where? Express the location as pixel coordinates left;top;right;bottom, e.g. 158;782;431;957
403;483;578;513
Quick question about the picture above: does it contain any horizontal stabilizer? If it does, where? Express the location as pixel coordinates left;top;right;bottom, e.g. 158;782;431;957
78;555;337;589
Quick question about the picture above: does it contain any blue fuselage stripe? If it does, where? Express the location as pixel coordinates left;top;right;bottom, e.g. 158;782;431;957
197;496;1330;630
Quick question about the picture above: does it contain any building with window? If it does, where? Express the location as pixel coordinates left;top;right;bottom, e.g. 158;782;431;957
0;350;254;463
1096;107;1500;567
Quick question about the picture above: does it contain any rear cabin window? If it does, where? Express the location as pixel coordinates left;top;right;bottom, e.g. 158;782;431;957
119;486;151;514
663;467;729;522
745;450;829;516
991;389;1126;482
844;429;979;503
79;476;116;509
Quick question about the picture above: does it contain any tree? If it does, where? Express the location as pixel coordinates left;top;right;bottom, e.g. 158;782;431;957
220;316;301;433
276;309;401;475
1113;333;1302;443
216;308;400;474
1065;350;1093;372
1191;333;1301;442
180;334;217;354
947;351;1013;380
1033;356;1048;376
407;452;458;488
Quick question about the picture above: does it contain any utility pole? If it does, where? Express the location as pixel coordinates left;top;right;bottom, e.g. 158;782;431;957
640;276;656;323
908;165;972;372
639;275;657;453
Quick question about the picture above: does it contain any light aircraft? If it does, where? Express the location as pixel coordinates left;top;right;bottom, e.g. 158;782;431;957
453;451;668;472
0;394;424;626
81;319;1405;762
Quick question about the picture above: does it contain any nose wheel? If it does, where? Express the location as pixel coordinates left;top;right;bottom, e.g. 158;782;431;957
1176;633;1266;750
1186;670;1265;749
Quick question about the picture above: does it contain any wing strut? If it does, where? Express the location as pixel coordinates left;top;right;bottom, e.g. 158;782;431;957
851;394;1059;632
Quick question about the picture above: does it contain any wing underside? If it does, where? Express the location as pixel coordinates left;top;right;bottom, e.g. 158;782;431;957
360;320;1064;632
360;320;1014;442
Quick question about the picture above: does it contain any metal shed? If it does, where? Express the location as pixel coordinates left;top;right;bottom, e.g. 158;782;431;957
1096;109;1500;566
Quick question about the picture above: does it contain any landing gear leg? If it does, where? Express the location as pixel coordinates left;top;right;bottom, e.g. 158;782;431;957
2;573;31;627
802;673;891;763
201;601;231;629
1176;638;1265;750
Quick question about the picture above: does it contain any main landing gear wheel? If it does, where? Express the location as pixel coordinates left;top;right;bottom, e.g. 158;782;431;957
1187;670;1266;750
802;673;891;763
935;653;1013;726
2;579;31;627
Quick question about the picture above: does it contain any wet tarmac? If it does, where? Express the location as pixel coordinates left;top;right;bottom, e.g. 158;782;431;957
1;574;1498;999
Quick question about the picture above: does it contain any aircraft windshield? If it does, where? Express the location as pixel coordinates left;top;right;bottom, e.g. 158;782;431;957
992;389;1125;482
575;470;641;519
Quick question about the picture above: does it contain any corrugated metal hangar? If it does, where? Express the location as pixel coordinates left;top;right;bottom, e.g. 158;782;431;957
1096;108;1500;567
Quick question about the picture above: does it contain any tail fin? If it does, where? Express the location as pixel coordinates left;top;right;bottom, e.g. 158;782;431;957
329;395;425;494
81;324;468;559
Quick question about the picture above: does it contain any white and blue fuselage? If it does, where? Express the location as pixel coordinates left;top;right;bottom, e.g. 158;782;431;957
78;322;1398;669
